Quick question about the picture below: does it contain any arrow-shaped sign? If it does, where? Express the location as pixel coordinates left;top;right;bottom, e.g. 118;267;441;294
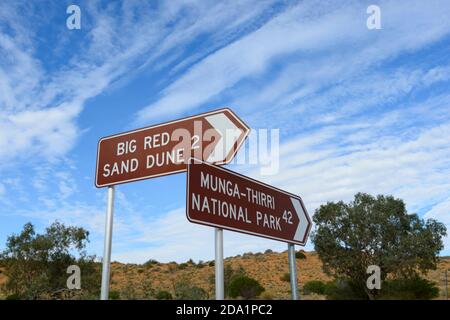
95;108;250;187
204;113;244;163
186;160;312;245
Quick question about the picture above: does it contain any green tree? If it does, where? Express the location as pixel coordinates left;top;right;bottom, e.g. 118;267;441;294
225;264;246;297
209;264;247;298
0;221;100;299
311;193;447;299
228;276;265;299
303;280;326;295
280;273;290;282
109;290;120;300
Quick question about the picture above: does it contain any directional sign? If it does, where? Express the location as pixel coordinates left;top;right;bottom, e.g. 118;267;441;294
95;108;250;187
186;160;312;245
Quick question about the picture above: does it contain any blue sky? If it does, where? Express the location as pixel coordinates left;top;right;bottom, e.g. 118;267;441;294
1;0;450;263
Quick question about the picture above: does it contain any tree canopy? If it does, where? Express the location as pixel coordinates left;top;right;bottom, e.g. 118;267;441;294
311;193;446;299
0;221;100;299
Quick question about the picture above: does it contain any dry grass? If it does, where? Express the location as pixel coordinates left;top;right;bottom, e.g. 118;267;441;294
0;252;449;299
108;251;450;300
106;251;333;299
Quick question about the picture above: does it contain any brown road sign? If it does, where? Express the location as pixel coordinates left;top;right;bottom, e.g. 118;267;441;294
186;160;312;245
95;108;250;187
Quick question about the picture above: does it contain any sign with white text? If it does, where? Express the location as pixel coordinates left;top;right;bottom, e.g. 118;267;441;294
95;108;250;187
186;160;311;245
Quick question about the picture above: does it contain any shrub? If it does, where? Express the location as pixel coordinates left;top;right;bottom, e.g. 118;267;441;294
155;290;173;300
178;263;188;270
174;279;208;300
6;293;21;300
322;277;440;300
228;276;265;299
143;259;159;267
137;269;144;274
379;277;439;300
280;273;290;282
264;249;273;254
208;264;247;298
109;291;120;300
324;279;368;300
295;251;306;259
208;261;215;267
225;265;246;297
303;280;326;295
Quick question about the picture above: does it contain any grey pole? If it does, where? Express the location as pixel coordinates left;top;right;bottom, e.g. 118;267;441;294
100;186;115;300
288;243;299;300
215;228;224;300
446;270;448;300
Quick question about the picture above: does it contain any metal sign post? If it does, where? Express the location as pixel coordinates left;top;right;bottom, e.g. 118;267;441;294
100;186;115;300
445;269;448;300
187;160;312;300
94;108;250;301
288;243;299;300
215;228;224;300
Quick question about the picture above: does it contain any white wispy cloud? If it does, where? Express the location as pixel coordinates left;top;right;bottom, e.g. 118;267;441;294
0;0;276;167
136;0;450;123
